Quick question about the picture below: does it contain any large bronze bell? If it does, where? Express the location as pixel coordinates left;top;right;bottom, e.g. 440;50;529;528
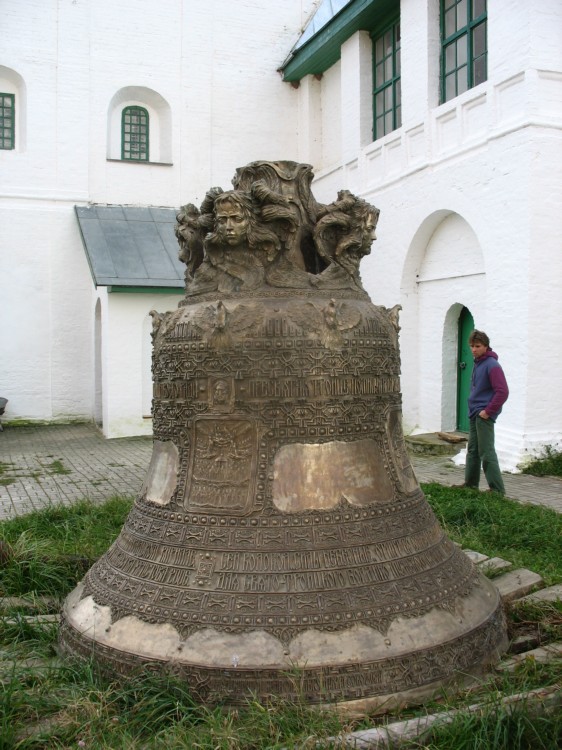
60;162;507;713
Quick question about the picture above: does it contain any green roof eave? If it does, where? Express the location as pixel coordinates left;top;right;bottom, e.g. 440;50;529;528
107;285;184;294
281;0;396;82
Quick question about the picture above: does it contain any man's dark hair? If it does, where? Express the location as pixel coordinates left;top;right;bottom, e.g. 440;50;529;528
468;329;490;347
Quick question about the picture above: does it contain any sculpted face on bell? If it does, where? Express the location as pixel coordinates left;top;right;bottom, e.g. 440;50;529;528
363;212;377;248
213;379;229;404
215;199;250;247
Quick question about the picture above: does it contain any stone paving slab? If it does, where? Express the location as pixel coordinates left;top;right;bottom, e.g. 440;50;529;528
462;549;489;564
477;556;513;573
493;569;545;602
1;424;561;519
496;642;562;672
0;596;59;613
518;584;562;604
509;634;541;653
2;614;60;625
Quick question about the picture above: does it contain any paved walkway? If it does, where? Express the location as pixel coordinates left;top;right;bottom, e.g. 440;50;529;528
0;424;560;519
0;424;151;519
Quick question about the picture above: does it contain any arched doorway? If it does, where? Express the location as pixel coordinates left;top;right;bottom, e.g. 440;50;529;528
400;212;485;434
457;306;474;431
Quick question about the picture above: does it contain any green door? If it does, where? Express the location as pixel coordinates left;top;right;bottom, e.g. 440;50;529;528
456;307;474;431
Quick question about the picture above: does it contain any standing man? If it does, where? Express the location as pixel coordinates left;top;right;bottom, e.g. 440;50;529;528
463;330;509;494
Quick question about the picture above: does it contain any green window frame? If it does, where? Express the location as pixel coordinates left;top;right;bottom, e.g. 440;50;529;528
0;93;15;150
372;19;401;142
441;0;487;103
121;105;149;161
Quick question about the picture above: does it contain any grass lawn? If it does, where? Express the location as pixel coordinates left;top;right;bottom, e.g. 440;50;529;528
0;488;560;749
422;483;562;585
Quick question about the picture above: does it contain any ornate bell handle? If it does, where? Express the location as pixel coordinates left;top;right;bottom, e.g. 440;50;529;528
459;361;467;370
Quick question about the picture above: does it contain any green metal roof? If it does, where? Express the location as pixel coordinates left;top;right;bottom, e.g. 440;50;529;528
281;0;397;82
75;205;184;288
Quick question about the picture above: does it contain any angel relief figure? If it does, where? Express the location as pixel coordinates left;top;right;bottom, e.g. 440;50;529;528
196;421;255;469
287;298;362;350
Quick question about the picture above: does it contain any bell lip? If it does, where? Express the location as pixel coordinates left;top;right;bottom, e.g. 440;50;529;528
60;580;507;707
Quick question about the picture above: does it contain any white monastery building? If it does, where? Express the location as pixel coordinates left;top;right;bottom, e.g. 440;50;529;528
1;0;561;472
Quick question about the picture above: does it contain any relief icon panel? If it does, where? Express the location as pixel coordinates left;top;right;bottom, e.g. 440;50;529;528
185;417;258;514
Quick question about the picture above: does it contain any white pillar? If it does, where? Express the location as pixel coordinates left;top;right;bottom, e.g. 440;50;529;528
297;75;322;166
340;30;373;162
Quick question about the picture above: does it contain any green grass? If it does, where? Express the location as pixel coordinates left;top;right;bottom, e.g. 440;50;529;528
0;657;352;749
0;458;72;483
404;704;562;749
0;462;16;486
1;637;557;750
522;445;562;477
0;491;561;749
43;460;72;476
0;627;559;749
0;498;132;599
421;483;562;584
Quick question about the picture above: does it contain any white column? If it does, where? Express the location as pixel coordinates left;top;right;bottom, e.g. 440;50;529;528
340;30;373;162
297;75;322;166
396;0;439;126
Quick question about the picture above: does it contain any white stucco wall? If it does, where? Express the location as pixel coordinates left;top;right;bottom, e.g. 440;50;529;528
96;289;184;438
306;0;562;470
0;203;93;421
0;0;312;434
1;0;560;466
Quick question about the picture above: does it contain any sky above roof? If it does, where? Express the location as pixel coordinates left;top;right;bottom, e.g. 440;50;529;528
294;0;354;51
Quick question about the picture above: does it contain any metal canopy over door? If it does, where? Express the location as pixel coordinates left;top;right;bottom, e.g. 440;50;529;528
457;307;474;431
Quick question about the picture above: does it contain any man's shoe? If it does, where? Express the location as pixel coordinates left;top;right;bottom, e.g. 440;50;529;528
450;483;478;489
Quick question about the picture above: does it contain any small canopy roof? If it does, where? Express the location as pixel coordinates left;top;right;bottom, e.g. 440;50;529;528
281;0;394;82
75;204;184;288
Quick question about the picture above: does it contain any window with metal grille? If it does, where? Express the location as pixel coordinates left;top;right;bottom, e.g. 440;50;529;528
121;105;149;161
441;0;487;103
0;93;15;150
372;19;401;142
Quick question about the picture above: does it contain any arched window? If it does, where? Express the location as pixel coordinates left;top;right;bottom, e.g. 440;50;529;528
121;105;149;161
0;93;15;150
108;87;171;163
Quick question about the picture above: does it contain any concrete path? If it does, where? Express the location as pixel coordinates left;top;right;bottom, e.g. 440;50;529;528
0;424;560;519
0;424;150;519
